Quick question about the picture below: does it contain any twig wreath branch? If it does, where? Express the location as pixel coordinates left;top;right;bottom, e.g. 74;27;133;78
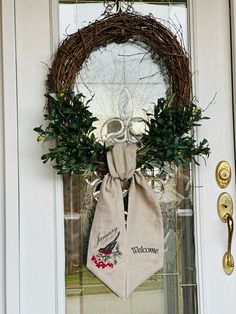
34;12;210;175
46;12;191;105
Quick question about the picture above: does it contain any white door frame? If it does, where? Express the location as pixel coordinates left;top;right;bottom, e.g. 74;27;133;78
1;1;236;313
0;1;6;313
1;0;20;313
189;1;208;313
48;3;66;314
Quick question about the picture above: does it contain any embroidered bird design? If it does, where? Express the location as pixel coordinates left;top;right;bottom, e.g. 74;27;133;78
98;231;120;255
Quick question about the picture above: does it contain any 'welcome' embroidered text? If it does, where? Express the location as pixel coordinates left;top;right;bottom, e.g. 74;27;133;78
131;246;159;254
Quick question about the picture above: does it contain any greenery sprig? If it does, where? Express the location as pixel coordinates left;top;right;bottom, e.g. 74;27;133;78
34;91;106;175
137;95;210;170
34;91;210;175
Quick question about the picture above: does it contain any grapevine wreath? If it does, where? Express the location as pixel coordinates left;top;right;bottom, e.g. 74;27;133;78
34;12;210;175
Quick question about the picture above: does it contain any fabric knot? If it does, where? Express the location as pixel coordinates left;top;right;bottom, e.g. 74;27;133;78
106;143;136;180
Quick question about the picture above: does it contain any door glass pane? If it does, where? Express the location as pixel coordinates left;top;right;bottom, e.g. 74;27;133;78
59;1;197;314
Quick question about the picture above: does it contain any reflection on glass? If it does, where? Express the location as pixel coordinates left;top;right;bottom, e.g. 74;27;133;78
60;1;197;314
75;40;169;139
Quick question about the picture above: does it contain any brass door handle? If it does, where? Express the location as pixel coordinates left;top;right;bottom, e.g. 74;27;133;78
223;213;234;275
217;193;234;275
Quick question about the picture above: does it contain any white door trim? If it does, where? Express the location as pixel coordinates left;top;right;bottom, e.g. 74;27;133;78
49;1;66;313
0;1;6;313
1;0;20;313
189;1;207;313
1;1;64;313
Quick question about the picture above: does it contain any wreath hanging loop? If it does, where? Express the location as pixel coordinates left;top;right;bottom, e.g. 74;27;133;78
104;0;135;14
47;12;191;106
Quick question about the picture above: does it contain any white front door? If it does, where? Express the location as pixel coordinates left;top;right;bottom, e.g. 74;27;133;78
190;1;236;313
1;0;236;314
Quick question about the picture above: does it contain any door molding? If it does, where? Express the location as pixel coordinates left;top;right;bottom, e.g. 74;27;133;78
0;0;6;313
1;0;20;313
189;1;207;313
49;1;66;313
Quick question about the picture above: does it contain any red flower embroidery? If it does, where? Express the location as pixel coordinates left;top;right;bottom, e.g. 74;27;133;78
107;262;113;268
91;254;115;269
91;255;97;262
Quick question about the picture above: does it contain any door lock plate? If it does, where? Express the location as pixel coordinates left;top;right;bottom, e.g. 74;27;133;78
216;161;231;188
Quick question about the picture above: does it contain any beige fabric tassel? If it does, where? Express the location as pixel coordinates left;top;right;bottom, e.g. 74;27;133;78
87;143;164;300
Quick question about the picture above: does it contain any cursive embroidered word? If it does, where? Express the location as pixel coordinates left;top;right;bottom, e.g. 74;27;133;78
131;246;159;254
95;227;118;247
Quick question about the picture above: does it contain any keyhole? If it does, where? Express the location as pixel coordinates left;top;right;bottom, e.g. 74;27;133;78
219;168;230;181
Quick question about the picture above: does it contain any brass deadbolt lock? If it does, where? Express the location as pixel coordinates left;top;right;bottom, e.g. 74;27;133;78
216;161;231;188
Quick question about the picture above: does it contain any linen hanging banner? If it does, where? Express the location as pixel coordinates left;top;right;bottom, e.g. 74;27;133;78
87;143;164;299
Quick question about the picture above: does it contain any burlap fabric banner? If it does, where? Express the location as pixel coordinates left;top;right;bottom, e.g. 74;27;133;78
87;143;164;299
